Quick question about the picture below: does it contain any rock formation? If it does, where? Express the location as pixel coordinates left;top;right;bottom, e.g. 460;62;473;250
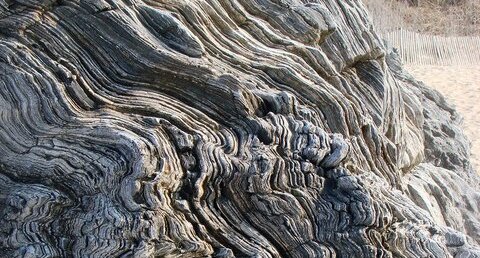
0;0;479;257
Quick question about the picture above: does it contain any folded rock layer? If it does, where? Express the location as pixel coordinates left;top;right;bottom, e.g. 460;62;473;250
0;0;479;257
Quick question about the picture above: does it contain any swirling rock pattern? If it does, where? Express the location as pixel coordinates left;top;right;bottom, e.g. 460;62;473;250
0;0;479;257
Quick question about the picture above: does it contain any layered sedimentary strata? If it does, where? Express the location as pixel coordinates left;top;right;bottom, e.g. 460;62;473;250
0;0;479;257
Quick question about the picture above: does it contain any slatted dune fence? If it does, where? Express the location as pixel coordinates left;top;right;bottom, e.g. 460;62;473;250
382;29;480;65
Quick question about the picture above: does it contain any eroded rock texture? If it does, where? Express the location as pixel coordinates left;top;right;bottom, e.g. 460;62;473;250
0;0;479;257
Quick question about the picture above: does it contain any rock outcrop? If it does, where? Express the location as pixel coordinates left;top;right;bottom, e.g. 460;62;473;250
0;0;479;257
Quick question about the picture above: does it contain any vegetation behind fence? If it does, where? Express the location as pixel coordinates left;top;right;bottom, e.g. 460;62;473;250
362;0;480;65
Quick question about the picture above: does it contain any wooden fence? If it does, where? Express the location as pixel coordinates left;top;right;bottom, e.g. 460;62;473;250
382;29;480;65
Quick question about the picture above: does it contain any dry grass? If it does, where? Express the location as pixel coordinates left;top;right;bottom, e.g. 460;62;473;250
363;0;480;36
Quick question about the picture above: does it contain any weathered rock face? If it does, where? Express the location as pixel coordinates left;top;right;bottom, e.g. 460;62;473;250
0;0;479;257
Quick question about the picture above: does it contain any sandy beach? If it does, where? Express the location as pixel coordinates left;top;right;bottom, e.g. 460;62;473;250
406;65;480;172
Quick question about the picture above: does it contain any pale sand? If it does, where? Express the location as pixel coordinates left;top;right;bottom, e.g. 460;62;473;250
406;65;480;172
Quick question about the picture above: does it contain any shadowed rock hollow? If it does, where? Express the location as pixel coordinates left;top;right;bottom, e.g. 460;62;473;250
0;0;479;257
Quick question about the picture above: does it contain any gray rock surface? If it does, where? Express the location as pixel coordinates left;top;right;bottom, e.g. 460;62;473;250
0;0;479;257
